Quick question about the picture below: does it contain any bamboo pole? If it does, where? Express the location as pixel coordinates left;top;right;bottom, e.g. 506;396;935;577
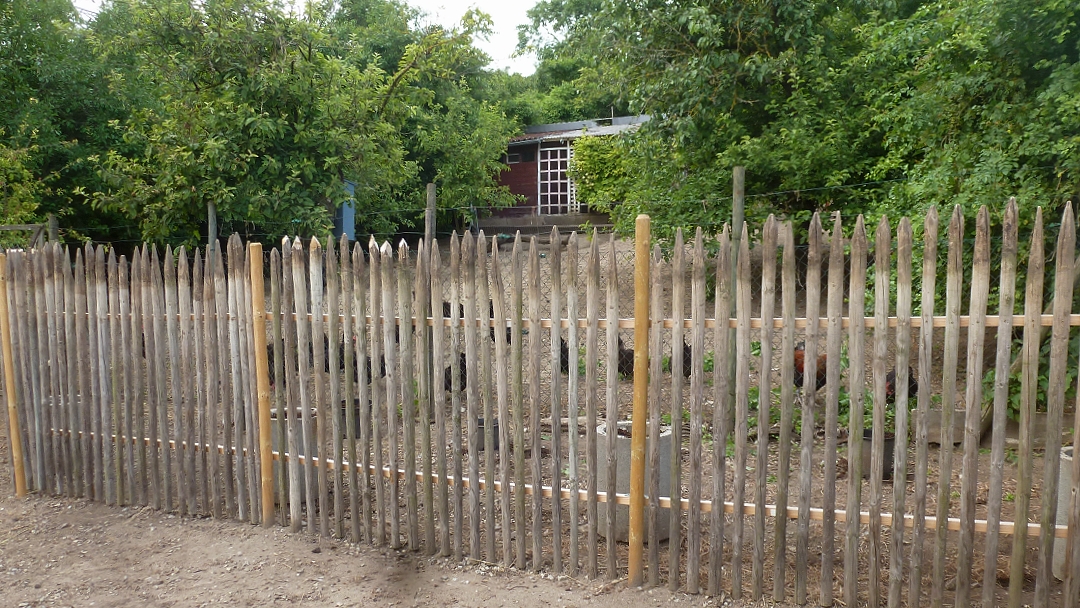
628;214;650;588
0;253;27;496
249;243;273;527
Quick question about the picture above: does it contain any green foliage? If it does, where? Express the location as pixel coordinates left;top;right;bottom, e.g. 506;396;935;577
90;0;416;245
0;0;136;243
0;0;519;246
984;330;1080;422
535;0;1080;252
0;137;43;246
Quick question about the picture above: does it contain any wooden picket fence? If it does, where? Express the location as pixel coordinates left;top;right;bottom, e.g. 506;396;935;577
2;201;1080;608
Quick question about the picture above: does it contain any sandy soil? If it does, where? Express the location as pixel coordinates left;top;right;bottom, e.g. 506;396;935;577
0;491;752;608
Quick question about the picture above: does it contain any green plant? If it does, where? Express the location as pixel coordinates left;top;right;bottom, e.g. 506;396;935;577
985;332;1080;423
1005;447;1018;464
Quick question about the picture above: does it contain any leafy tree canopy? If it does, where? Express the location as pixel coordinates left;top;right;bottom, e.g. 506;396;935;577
527;0;1080;245
0;0;521;246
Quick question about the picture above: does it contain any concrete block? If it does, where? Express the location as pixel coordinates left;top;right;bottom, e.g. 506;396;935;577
596;421;672;543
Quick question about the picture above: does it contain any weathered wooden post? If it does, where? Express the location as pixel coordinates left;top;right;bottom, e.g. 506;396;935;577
628;214;650;587
0;253;27;497
249;242;274;527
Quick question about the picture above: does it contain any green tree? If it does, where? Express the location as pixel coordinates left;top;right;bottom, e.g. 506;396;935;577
0;0;135;243
329;0;518;231
551;0;1080;244
91;0;417;245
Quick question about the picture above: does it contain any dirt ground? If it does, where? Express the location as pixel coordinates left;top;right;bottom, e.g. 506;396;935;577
0;439;759;608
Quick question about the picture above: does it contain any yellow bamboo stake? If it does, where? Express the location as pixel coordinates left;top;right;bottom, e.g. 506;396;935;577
249;242;274;527
0;253;27;497
628;215;650;587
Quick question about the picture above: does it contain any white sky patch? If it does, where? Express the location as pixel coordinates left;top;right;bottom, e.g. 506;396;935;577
72;0;538;75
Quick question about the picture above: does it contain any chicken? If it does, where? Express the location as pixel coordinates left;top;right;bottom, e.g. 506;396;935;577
617;337;635;378
885;367;918;404
444;351;468;393
680;338;692;378
793;342;827;391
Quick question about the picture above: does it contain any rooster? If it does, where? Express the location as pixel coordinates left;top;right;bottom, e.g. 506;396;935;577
617;337;635;378
793;342;827;391
885;367;918;404
680;338;692;378
444;351;468;393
